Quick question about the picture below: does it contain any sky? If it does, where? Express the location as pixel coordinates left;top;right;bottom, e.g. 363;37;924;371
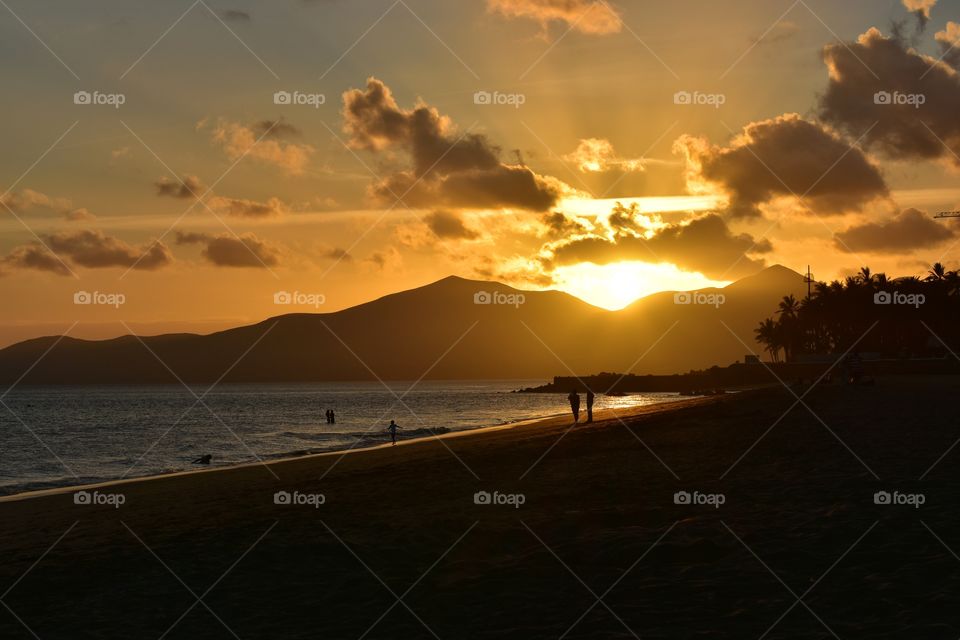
3;0;960;345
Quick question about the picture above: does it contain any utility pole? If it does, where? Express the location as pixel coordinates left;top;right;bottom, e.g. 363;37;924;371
803;265;814;301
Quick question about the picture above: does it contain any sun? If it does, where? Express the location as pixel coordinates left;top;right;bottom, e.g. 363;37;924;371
553;261;730;310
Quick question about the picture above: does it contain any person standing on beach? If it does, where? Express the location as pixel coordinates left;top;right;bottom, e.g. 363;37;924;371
329;410;336;424
586;389;595;423
568;390;581;423
387;420;402;445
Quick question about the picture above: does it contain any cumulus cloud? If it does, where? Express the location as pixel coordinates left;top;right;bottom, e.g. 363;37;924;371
342;77;569;211
675;113;888;218
486;0;622;35
563;138;651;173
541;205;771;279
902;0;936;30
43;230;172;270
935;22;960;68
1;188;96;221
155;175;206;199
424;210;480;240
175;231;281;267
207;195;287;218
834;208;955;252
0;244;71;276
820;28;960;164
251;119;301;140
209;119;314;174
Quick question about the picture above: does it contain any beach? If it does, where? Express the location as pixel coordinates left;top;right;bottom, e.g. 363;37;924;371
2;378;959;638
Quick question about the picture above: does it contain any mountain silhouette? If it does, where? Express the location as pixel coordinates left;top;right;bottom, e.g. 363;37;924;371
0;266;806;384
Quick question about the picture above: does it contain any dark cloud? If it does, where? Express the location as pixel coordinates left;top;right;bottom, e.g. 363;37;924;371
220;9;251;22
43;230;172;270
834;208;955;252
0;244;71;276
424;210;479;240
175;231;280;268
251;119;301;140
902;0;936;31
155;175;206;199
342;78;567;211
545;210;771;280
820;27;960;164
675;113;888;218
486;0;622;35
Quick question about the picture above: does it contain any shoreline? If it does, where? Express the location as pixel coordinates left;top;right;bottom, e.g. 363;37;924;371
0;395;697;504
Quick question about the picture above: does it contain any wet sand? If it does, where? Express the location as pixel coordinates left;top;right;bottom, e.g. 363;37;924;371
1;379;958;639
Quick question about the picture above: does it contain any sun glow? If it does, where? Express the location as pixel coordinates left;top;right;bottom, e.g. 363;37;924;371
553;261;731;310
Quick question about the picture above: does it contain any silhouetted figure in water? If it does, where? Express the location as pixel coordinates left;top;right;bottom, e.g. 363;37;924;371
568;390;581;423
387;420;402;445
192;454;212;465
586;389;595;423
329;410;336;424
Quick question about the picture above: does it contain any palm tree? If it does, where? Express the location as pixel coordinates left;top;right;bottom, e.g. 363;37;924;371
754;318;781;363
858;266;873;285
926;262;947;282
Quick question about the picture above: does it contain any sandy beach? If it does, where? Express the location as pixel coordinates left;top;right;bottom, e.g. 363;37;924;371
2;379;959;639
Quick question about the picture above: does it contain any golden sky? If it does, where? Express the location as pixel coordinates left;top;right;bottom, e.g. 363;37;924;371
3;0;960;345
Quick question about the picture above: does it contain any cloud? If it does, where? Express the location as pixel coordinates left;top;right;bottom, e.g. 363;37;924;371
834;207;955;252
902;0;936;30
751;20;799;46
486;0;622;35
43;230;171;270
251;119;301;140
210;120;314;174
155;175;206;199
820;27;960;164
935;21;960;68
175;231;281;268
540;210;589;238
543;207;771;279
563;138;651;173
424;210;480;240
1;188;96;221
674;113;888;218
220;9;251;22
207;195;287;218
0;244;71;276
342;77;569;211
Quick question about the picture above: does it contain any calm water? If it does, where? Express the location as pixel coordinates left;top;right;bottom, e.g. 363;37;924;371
0;381;680;496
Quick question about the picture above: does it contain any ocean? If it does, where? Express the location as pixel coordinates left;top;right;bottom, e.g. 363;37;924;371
0;381;681;496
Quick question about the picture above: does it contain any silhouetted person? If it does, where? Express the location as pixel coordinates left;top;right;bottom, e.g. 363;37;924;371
329;410;335;424
568;390;580;423
387;420;402;445
586;389;595;423
192;454;212;465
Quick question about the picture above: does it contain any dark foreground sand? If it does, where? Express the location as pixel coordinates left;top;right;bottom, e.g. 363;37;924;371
2;378;959;639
